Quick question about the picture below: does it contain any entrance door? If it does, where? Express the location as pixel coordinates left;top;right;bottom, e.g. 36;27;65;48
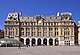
20;38;24;44
49;38;53;46
32;38;36;46
43;38;47;46
55;38;59;46
26;38;30;46
37;38;41;46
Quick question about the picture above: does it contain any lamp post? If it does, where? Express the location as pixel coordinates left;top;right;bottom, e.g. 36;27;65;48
18;16;21;49
6;40;7;47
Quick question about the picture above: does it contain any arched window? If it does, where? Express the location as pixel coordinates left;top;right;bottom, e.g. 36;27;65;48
49;38;53;46
37;38;41;46
43;38;47;46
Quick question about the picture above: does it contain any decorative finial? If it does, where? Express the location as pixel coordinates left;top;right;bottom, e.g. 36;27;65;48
57;12;60;16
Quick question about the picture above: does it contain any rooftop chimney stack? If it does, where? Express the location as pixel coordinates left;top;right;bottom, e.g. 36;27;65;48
57;12;60;16
19;12;22;16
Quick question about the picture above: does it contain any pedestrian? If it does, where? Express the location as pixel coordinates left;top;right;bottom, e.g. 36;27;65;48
18;43;21;49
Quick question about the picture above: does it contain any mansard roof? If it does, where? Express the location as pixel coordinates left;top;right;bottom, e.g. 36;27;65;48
5;12;73;22
19;16;62;22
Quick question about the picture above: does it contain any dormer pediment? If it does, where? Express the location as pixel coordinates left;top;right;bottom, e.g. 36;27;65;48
6;12;19;21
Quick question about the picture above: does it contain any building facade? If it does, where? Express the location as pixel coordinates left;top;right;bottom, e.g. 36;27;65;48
4;12;78;46
0;29;4;39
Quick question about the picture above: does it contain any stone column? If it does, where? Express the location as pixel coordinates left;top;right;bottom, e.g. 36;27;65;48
35;27;37;37
62;28;64;36
72;27;74;36
36;38;37;45
4;27;7;36
18;28;19;36
7;28;9;36
58;27;62;45
47;27;49;37
69;27;71;36
69;27;74;46
30;27;32;37
53;27;55;37
47;38;49;46
24;27;26;37
24;38;26;45
58;37;61;46
30;38;31;46
41;38;43;45
58;27;61;36
53;38;54;46
41;27;43;37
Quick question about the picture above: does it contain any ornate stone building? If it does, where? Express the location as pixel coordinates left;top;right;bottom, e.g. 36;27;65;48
4;12;78;46
0;29;4;39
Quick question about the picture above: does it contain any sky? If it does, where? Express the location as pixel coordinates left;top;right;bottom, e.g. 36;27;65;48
0;0;80;29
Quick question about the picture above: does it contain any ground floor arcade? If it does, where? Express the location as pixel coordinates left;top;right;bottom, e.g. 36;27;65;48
20;37;74;46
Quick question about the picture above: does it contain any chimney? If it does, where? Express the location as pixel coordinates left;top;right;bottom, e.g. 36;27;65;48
57;12;60;16
19;12;22;16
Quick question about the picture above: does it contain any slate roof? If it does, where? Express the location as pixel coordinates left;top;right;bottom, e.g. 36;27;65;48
19;16;62;22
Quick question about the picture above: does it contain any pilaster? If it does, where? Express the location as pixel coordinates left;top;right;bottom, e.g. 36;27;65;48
47;27;49;36
24;27;26;37
30;27;32;37
41;27;43;37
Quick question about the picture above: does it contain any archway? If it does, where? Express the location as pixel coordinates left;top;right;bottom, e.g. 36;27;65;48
37;38;41;46
55;38;59;46
49;38;53;46
26;38;30;46
32;38;36;46
43;38;47;46
20;38;24;44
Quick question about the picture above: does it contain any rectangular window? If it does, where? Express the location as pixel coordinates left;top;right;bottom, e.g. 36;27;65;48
21;32;24;36
27;32;30;36
55;32;56;36
43;28;47;30
26;28;30;37
71;28;73;35
43;32;47;36
40;32;41;36
57;32;58;35
32;32;36;36
64;31;69;35
37;32;41;36
34;32;36;36
64;41;70;46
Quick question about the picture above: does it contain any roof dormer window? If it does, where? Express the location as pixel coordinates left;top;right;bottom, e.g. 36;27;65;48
15;15;17;16
12;14;14;16
9;15;11;16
